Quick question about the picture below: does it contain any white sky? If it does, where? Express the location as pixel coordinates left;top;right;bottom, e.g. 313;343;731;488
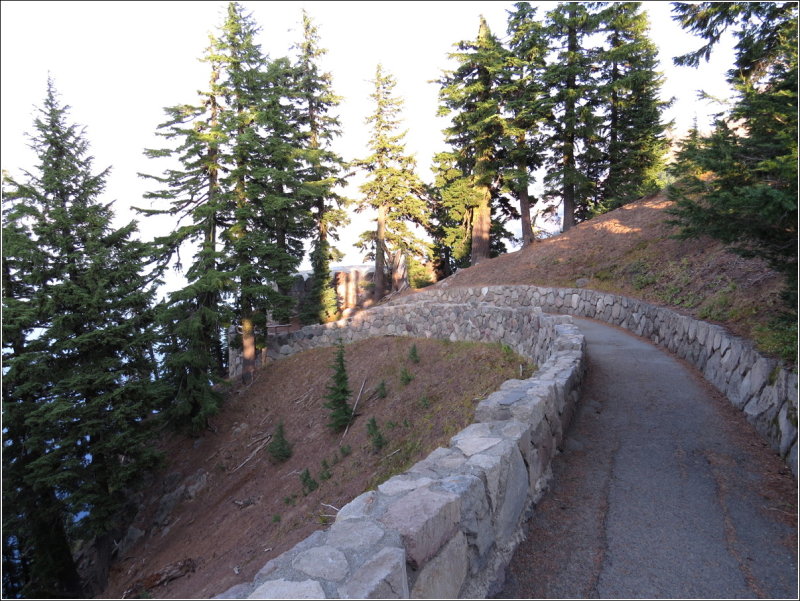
1;1;735;271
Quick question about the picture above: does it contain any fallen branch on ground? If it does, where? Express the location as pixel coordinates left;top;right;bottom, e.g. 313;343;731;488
232;436;271;472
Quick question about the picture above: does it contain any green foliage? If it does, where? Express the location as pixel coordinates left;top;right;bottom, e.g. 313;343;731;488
293;11;349;325
668;2;798;313
300;469;319;496
753;318;798;366
376;380;388;399
267;422;293;463
408;344;420;364
594;2;671;211
400;367;414;386
437;17;508;264
272;514;281;523
339;444;352;457
323;340;353;431
2;80;163;598
419;396;431;409
318;459;332;481
356;64;430;299
367;418;388;453
283;494;297;506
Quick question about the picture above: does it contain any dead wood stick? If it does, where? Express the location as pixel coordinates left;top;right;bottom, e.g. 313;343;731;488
232;436;271;472
341;378;367;442
381;448;401;462
247;432;272;447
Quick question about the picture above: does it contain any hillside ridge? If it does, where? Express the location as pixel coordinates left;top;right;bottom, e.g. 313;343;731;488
431;193;788;364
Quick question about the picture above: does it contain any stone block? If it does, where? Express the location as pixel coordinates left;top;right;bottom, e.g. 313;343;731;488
248;579;326;599
378;475;435;497
778;402;798;459
411;532;468;599
338;547;408;599
336;491;381;523
407;447;467;479
327;519;385;550
215;582;253;599
435;475;493;567
380;488;460;569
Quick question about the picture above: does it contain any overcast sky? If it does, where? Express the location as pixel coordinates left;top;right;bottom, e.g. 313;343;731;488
1;1;735;269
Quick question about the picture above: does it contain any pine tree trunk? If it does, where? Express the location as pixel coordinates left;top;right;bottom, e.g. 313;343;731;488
517;153;534;246
470;185;492;264
241;313;256;385
374;204;387;300
30;487;85;598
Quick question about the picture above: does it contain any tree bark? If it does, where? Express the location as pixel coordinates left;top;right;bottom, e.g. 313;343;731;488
241;314;256;385
470;185;492;265
374;204;387;300
518;154;534;246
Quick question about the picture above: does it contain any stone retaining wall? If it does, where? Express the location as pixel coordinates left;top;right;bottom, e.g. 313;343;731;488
391;284;798;476
218;294;586;598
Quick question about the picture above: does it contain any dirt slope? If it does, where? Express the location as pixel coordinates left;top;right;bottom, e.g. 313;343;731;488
433;193;789;363
101;337;533;599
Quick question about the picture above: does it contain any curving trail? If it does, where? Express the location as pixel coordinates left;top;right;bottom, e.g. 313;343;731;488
499;317;797;599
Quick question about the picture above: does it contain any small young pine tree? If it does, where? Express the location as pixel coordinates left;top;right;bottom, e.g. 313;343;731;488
300;469;319;495
367;417;387;453
323;339;353;431
408;344;420;363
267;422;293;463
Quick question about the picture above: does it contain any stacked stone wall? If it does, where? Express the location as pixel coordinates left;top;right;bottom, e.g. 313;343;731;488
219;294;586;598
391;285;798;474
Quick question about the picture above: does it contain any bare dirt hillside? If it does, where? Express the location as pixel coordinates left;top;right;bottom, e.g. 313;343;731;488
101;337;533;599
433;193;790;364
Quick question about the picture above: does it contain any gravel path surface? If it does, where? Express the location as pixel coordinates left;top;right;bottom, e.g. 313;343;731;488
498;317;797;599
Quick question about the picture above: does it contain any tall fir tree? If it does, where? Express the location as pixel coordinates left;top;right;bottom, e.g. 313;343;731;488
143;2;316;387
291;10;349;325
2;80;163;598
596;2;670;211
425;152;481;278
542;2;604;231
668;2;798;311
139;33;230;433
438;16;507;264
502;2;551;246
356;64;429;300
215;3;313;381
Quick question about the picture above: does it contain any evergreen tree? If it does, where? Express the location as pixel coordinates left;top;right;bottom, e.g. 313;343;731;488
425;152;479;278
2;80;162;598
596;2;670;211
143;2;316;387
668;2;798;310
139;34;230;433
438;16;507;264
291;10;349;325
267;422;293;463
356;64;429;300
502;2;551;246
323;340;353;431
542;2;604;230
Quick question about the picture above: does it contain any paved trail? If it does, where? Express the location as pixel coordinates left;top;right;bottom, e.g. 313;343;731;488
499;318;797;599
